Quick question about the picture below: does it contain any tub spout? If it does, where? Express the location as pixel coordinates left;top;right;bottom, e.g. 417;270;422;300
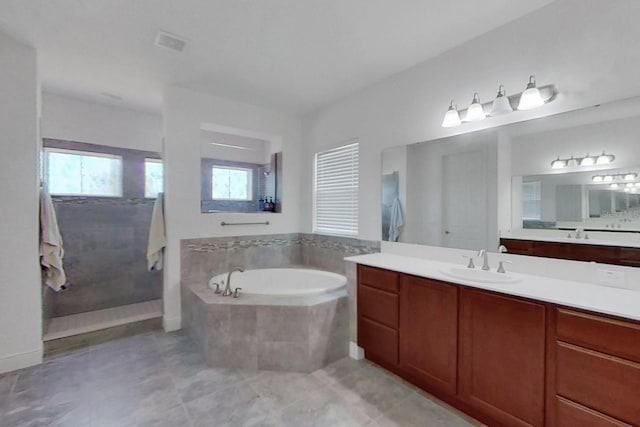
223;268;244;296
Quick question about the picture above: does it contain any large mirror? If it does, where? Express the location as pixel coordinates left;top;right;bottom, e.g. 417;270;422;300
200;129;283;213
381;96;640;251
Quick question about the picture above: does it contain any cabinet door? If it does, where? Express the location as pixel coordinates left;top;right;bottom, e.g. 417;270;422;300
459;289;546;427
399;275;458;395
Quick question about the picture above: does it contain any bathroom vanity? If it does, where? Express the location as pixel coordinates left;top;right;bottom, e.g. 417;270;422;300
349;253;640;427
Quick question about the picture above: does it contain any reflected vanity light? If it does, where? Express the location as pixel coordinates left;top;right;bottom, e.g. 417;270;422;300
611;183;620;189
624;173;638;180
592;175;604;183
592;171;635;183
440;75;557;127
552;152;615;169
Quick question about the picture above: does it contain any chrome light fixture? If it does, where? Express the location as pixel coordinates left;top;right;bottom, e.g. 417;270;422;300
518;75;545;110
610;183;620;189
465;93;486;122
490;85;513;116
624;173;638;181
441;100;462;128
596;151;615;165
592;175;604;183
603;175;614;182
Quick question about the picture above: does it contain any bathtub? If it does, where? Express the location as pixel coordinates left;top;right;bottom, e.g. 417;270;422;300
208;268;347;297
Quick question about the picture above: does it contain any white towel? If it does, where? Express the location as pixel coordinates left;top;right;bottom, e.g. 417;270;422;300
147;193;166;271
388;198;404;242
39;189;67;291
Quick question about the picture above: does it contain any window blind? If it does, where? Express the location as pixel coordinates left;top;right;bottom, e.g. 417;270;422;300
313;141;359;236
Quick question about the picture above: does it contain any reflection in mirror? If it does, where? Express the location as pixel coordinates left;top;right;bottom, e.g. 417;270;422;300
382;130;498;250
200;129;282;213
518;167;640;231
382;96;640;253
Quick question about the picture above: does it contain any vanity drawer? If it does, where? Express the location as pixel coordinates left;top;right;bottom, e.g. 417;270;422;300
556;309;640;363
556;342;640;425
358;316;398;366
358;265;399;293
555;397;632;427
358;284;398;329
499;238;534;255
619;247;640;267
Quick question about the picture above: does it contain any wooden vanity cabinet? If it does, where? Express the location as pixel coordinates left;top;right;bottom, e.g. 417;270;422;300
459;288;546;427
399;275;458;395
357;265;399;367
546;308;640;426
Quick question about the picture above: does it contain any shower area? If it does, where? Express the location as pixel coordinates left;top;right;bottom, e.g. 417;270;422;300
41;138;164;352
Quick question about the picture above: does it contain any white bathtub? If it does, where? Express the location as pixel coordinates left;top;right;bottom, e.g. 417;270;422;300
208;268;347;297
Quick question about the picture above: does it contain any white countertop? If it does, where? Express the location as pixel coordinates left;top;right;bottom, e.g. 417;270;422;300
346;252;640;322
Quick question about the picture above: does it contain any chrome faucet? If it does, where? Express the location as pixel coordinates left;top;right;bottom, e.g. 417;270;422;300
477;249;490;271
223;267;244;296
575;227;584;239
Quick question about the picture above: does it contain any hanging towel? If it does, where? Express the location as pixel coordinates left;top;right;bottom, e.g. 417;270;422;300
147;192;166;271
39;189;67;291
388;198;404;242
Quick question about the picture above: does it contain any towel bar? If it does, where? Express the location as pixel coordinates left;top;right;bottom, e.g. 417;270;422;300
220;221;270;226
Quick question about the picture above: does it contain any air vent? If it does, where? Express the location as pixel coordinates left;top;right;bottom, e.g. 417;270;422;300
154;30;187;52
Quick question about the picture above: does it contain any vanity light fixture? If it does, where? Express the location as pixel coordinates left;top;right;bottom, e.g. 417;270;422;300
635;182;640;188
441;100;462;128
441;75;557;127
466;93;486;122
627;182;635;188
518;75;545;110
596;151;615;165
592;175;604;183
624;187;631;192
603;175;614;182
610;183;620;189
624;173;638;181
593;172;635;183
490;85;513;116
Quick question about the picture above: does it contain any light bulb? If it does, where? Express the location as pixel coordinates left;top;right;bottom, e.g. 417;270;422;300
592;176;603;183
596;152;615;165
517;75;545;110
551;157;567;169
441;100;461;128
465;93;486;122
603;175;613;182
490;85;513;116
579;155;595;166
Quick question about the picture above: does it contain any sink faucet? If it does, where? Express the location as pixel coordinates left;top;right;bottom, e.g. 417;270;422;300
575;227;584;239
223;267;244;296
477;249;490;271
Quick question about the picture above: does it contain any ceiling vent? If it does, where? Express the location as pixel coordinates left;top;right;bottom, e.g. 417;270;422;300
154;30;187;52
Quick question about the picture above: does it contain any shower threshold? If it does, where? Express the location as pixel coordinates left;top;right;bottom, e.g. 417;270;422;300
43;299;162;341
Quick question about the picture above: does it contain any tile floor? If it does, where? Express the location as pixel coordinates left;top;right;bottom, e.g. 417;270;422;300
0;331;481;427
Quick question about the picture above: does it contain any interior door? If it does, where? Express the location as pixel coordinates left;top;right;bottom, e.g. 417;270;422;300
442;150;486;250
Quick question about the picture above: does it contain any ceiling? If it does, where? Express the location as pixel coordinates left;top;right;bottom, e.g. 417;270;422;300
0;0;555;114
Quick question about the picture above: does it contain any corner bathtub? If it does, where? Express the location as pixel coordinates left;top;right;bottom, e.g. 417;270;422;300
208;268;347;297
190;267;350;372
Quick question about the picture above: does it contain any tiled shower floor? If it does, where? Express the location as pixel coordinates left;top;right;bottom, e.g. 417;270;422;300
43;299;162;341
0;331;483;426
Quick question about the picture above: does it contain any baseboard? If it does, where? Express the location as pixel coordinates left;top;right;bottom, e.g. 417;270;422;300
349;341;364;360
0;348;43;374
163;314;182;332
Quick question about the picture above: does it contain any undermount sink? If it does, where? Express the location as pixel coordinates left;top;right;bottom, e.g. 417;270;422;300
439;267;521;284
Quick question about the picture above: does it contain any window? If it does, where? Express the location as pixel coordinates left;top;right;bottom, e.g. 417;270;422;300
313;141;359;236
522;181;542;220
211;166;252;200
144;158;164;198
43;148;122;197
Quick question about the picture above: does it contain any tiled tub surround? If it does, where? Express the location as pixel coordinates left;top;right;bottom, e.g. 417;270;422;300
185;283;348;372
181;233;378;371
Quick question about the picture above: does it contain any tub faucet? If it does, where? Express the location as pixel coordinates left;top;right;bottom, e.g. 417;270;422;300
477;249;490;271
223;268;244;296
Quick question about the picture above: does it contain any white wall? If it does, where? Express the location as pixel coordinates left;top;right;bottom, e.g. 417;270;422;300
301;0;640;241
162;86;302;329
41;92;162;152
0;32;42;373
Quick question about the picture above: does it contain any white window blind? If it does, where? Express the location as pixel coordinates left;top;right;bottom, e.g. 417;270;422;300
314;141;359;236
522;180;542;220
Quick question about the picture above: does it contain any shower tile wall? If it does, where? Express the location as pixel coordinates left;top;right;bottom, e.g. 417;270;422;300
44;139;162;317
